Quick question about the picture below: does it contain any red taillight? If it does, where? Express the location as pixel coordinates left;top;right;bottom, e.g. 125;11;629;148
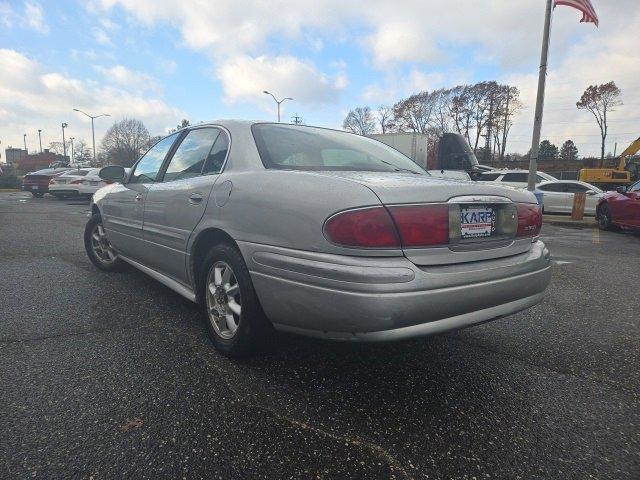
324;206;400;248
387;204;449;247
516;203;542;237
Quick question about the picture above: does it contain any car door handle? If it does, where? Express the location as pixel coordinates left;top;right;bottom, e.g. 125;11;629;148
135;193;143;202
189;193;204;204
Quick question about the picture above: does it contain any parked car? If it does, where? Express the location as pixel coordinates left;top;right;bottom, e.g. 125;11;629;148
596;179;640;231
536;180;604;215
479;169;557;188
85;121;551;355
22;168;72;197
48;167;120;199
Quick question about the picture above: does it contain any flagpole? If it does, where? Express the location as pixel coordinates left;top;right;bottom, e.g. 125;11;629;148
527;0;553;191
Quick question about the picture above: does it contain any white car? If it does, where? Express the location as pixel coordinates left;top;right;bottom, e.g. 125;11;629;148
479;169;557;188
536;180;604;215
49;168;105;199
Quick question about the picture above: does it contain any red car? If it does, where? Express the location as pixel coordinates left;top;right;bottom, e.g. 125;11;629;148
22;168;71;197
596;179;640;231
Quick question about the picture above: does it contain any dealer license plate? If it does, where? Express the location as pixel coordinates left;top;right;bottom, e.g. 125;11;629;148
460;206;495;239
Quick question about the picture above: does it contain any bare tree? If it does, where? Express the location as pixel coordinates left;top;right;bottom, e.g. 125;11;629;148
73;139;92;164
376;105;394;133
493;85;523;161
392;91;438;134
342;107;376;135
576;81;622;161
100;118;151;167
448;85;474;145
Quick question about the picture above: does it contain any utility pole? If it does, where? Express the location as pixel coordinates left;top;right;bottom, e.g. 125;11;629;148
263;91;293;122
38;129;43;153
528;0;552;192
61;123;68;162
291;113;303;125
23;133;27;153
73;109;110;163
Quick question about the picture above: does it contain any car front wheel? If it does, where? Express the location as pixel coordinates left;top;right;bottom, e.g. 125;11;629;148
597;204;613;231
201;244;272;356
84;214;125;271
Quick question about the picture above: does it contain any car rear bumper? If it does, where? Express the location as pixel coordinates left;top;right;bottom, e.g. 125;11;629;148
48;187;81;196
23;184;49;192
240;240;551;342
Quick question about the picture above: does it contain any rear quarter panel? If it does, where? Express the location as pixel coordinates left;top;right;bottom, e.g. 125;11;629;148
193;169;401;257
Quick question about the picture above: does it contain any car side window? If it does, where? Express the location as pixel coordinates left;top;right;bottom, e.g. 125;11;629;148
129;133;179;184
565;183;589;193
202;131;230;175
539;183;565;192
501;173;528;182
481;173;501;181
162;128;221;182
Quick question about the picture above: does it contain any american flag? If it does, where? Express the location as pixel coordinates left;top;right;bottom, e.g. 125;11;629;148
554;0;599;26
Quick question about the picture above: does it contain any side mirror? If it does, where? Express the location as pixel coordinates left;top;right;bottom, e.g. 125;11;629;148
99;165;126;182
616;186;627;194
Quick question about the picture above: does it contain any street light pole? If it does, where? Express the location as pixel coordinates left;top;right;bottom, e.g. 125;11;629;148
23;133;27;153
38;129;42;153
69;137;75;164
263;91;293;122
61;123;68;161
73;109;110;164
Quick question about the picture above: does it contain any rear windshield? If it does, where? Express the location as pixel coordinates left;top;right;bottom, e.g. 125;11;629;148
62;169;91;176
251;124;426;174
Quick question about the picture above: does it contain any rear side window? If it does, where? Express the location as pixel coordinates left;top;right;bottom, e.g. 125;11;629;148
538;183;566;192
130;133;179;184
564;183;589;193
162;128;221;182
481;173;501;181
501;173;528;182
202;131;229;175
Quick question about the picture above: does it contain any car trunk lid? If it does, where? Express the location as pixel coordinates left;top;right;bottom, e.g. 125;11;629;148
313;171;539;265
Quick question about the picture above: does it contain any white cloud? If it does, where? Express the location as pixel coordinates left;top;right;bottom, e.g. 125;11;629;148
22;2;48;34
94;64;162;93
92;27;111;45
0;49;184;153
216;55;346;107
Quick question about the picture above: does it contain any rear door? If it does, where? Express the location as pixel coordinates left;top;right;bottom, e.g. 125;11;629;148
141;127;230;284
538;183;568;213
102;133;179;259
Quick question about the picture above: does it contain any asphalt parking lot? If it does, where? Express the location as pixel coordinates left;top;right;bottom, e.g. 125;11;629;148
1;191;638;480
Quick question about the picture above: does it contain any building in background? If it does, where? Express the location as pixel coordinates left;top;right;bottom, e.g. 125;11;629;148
4;147;27;166
13;150;70;172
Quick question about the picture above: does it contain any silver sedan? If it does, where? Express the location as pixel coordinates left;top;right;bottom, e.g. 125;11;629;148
86;121;551;355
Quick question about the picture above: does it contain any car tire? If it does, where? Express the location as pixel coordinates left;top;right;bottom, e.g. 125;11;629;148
31;192;44;198
84;213;125;271
597;203;613;231
200;244;273;356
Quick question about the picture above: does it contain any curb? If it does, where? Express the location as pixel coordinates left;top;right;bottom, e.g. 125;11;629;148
543;215;596;229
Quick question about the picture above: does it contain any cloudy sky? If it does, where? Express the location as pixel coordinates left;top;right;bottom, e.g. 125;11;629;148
1;0;639;157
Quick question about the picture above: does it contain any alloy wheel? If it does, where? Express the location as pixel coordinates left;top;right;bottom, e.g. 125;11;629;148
206;261;242;339
90;222;117;265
